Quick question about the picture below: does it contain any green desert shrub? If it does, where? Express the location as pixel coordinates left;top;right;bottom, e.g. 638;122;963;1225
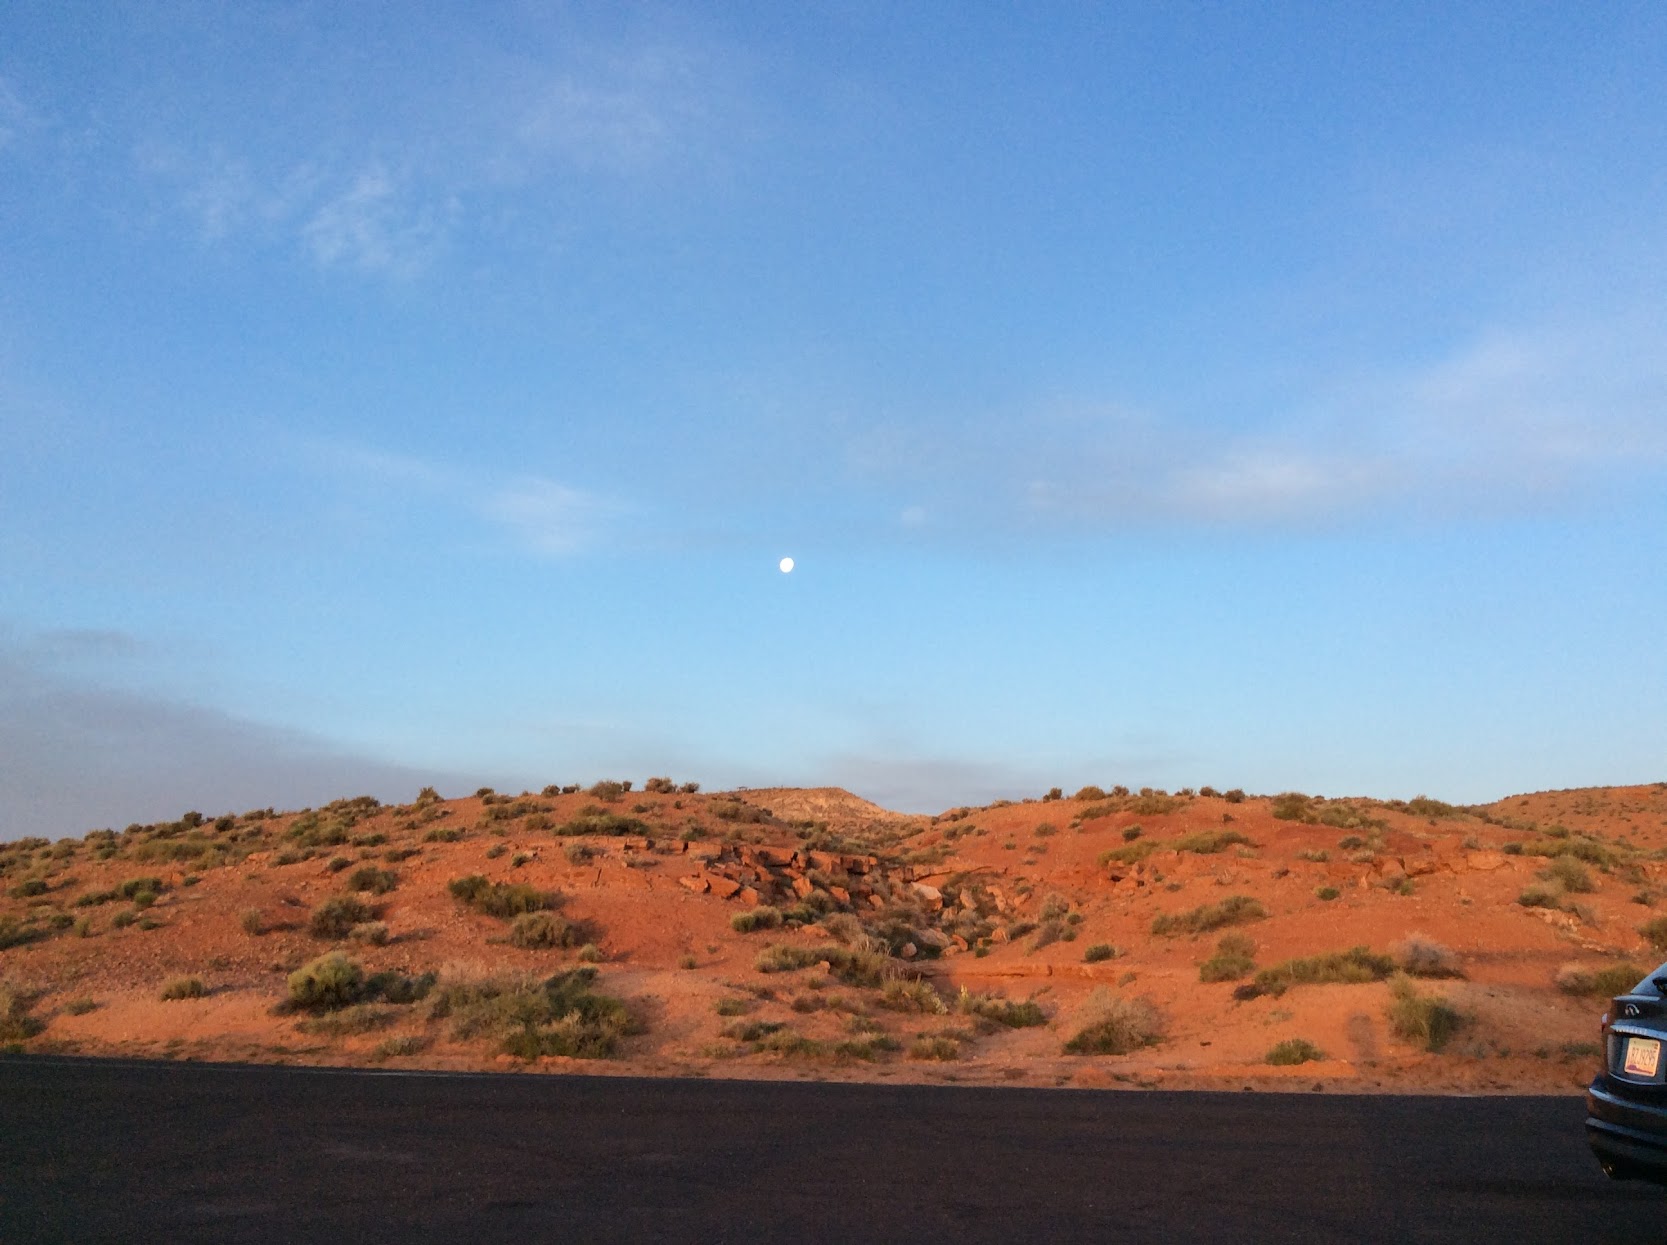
1175;829;1254;855
297;1004;399;1037
447;875;558;919
908;1035;962;1061
287;952;366;1011
348;921;390;946
1540;856;1596;893
1150;895;1266;937
1083;943;1117;963
1315;886;1340;901
1518;884;1564;910
754;943;894;987
1642;917;1667;953
1064;989;1163;1055
1386;973;1465;1052
430;967;638;1060
1199;933;1257;983
1249;946;1395;998
64;997;98;1016
1556;962;1647;997
346;866;399;895
1098;841;1155;867
373;1035;430;1060
159;976;207;1001
309;895;374;939
240;908;266;936
731;906;784;934
1266;1038;1325;1066
508;911;585;950
955;988;1046;1028
0;982;45;1042
1270;792;1315;822
558;808;650;837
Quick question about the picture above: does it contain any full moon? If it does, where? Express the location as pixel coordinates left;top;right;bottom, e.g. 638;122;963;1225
779;557;794;574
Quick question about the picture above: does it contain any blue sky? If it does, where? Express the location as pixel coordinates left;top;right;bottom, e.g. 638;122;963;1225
3;2;1664;837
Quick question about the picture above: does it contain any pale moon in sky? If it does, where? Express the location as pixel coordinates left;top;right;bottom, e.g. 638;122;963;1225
779;556;795;574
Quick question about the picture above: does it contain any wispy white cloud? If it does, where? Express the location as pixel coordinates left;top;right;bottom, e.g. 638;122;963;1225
485;477;619;556
302;163;449;277
0;75;38;151
303;438;621;557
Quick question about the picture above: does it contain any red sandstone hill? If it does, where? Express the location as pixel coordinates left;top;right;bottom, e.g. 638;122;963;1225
3;780;1665;1092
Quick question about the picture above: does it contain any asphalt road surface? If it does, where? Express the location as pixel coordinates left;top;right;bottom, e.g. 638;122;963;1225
1;1056;1661;1243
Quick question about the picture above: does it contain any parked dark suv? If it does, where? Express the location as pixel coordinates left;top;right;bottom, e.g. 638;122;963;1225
1587;962;1667;1183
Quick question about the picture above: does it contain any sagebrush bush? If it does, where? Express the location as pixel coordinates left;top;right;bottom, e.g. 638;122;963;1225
754;943;894;987
309;895;373;939
1175;829;1254;855
240;908;266;936
1199;932;1257;983
1249;947;1394;998
347;867;399;895
1518;884;1563;910
956;988;1046;1028
287;952;365;1011
1385;973;1464;1052
1266;1038;1325;1066
0;982;45;1042
1064;990;1163;1055
731;906;784;934
428;967;637;1059
348;921;390;946
448;875;557;919
1150;895;1266;937
509;911;584;950
908;1035;962;1061
1084;943;1117;963
1392;934;1464;979
1556;962;1647;997
160;976;207;1001
1541;856;1596;893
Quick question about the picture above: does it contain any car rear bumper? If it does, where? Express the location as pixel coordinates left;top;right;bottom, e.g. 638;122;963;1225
1587;1077;1667;1175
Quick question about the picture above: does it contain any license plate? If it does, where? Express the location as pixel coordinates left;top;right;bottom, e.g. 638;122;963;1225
1624;1036;1661;1078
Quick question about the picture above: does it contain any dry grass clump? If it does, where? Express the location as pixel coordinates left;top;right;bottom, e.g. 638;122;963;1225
1150;895;1266;938
508;911;586;950
877;978;946;1014
754;943;895;987
309;895;374;939
1640;916;1667;953
1391;933;1464;979
1385;973;1465;1052
0;981;45;1043
1539;856;1596;894
1247;946;1394;998
907;1035;962;1061
1063;989;1163;1055
955;987;1047;1029
346;866;399;895
447;875;558;919
1555;962;1647;997
427;966;638;1059
1265;1038;1325;1066
284;952;434;1013
730;906;783;934
159;976;207;1001
1198;933;1257;983
1174;829;1254;855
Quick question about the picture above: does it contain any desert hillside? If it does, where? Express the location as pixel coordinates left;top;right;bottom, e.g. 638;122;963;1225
4;779;1666;1092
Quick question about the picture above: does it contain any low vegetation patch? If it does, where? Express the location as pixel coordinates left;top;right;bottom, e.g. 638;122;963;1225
0;981;45;1043
1556;962;1646;997
559;807;651;837
878;978;946;1013
1174;829;1254;855
1064;989;1163;1055
346;866;399;895
447;875;558;919
309;895;374;939
1150;895;1266;937
754;943;896;987
284;952;435;1013
508;911;587;950
159;976;207;1001
1083;943;1117;963
1385;973;1465;1052
730;906;784;934
1198;933;1257;983
1247;946;1395;998
427;967;638;1059
1265;1038;1325;1066
956;987;1047;1029
1392;934;1464;979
